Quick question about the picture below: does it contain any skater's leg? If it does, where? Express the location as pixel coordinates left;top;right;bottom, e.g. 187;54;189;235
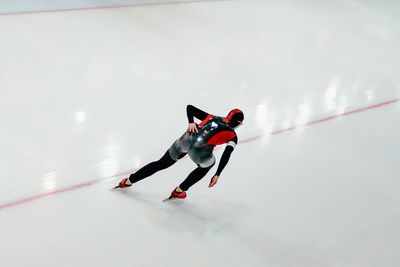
128;151;184;184
178;163;214;192
166;160;214;199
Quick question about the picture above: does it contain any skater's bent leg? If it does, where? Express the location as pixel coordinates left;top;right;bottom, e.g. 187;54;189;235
129;151;181;184
179;164;214;191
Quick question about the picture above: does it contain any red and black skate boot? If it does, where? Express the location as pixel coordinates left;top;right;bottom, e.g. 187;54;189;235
113;178;131;189
164;188;186;201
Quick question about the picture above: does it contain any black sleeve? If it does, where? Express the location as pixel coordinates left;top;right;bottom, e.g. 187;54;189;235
215;145;234;176
187;105;209;123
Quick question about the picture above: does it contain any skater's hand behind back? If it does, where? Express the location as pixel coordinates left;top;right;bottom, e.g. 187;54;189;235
187;123;199;133
209;175;219;187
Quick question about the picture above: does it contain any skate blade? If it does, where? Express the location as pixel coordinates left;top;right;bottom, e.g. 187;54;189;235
163;196;178;202
111;185;121;190
163;196;184;202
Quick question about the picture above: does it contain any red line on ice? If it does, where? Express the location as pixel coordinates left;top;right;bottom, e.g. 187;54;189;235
0;98;398;211
0;0;231;16
270;98;399;135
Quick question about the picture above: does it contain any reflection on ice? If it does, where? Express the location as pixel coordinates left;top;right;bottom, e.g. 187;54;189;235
75;111;87;123
336;95;348;114
100;158;119;177
133;157;142;169
325;77;339;111
255;103;268;129
296;101;312;126
41;172;57;192
281;118;292;129
255;102;277;142
366;90;374;102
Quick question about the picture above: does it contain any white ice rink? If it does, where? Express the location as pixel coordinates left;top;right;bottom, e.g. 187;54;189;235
1;0;400;266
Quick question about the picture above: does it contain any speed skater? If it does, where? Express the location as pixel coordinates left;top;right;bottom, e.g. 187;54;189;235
114;105;244;200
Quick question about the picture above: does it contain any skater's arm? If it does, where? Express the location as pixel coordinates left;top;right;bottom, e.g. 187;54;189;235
215;145;234;176
209;145;234;187
187;105;209;123
214;136;237;176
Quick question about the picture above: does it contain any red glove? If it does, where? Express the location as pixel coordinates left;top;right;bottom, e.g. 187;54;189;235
208;175;219;187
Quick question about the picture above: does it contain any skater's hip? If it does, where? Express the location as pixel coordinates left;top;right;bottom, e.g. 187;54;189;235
168;132;215;168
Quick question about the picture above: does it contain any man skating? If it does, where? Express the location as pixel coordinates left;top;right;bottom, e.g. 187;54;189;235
114;105;244;200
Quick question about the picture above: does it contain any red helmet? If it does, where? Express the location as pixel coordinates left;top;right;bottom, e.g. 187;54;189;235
225;109;244;128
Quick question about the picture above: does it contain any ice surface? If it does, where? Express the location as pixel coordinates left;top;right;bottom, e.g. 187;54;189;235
0;0;400;266
0;0;207;14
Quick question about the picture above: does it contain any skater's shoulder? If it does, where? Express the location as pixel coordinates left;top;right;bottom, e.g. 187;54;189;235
213;115;225;121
